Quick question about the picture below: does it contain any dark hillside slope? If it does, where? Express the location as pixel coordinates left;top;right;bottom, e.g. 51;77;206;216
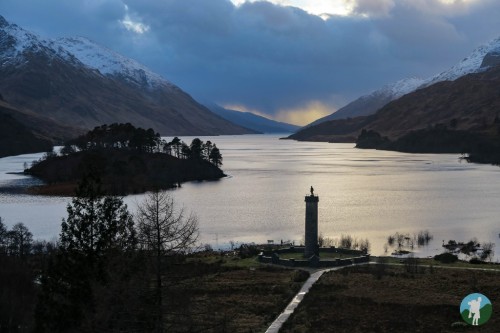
0;110;52;157
289;65;500;143
0;15;252;136
0;98;82;157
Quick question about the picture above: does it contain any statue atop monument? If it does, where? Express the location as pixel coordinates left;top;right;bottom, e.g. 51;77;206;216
310;186;314;196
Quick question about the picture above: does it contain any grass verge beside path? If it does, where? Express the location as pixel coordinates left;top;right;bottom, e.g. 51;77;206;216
280;263;499;332
170;253;309;332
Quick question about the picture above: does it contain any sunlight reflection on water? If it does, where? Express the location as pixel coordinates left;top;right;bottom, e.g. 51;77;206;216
0;135;499;259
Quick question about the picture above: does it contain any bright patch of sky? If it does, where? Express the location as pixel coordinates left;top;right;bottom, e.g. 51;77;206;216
230;0;478;18
121;4;149;34
230;0;352;16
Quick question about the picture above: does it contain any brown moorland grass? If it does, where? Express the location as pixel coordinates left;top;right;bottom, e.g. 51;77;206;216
162;255;308;332
281;264;499;333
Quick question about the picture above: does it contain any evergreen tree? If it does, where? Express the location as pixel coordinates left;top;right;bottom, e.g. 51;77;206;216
35;172;137;332
189;138;203;159
170;137;181;158
60;173;136;258
209;145;223;167
203;140;213;161
181;142;191;159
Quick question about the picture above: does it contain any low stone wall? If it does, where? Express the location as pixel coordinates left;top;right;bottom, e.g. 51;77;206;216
258;251;370;268
271;246;364;256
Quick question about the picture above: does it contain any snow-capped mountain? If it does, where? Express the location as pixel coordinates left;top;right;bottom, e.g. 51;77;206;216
424;37;500;86
56;37;171;90
0;15;252;136
305;36;500;128
306;77;425;128
378;77;426;99
0;16;169;90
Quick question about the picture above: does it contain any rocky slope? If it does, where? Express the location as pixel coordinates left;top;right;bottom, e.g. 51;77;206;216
0;15;252;136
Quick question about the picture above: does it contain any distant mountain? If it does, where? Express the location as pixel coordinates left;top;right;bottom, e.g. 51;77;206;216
291;35;500;143
356;65;500;140
0;15;252;136
305;37;500;128
289;63;500;161
306;77;425;127
206;104;300;134
423;37;500;86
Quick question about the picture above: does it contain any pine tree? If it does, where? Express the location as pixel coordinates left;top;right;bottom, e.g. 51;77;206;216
209;145;223;167
35;172;137;332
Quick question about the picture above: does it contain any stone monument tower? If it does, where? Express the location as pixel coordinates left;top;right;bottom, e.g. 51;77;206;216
304;186;319;258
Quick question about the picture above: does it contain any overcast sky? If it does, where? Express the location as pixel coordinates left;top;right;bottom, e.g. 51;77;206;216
1;0;500;125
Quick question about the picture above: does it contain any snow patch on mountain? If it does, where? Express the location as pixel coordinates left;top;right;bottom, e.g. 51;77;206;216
0;15;171;90
0;18;51;64
424;37;500;86
374;77;426;99
56;37;171;89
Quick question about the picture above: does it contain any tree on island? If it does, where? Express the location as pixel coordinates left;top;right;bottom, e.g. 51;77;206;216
189;138;203;159
209;144;223;167
27;123;225;196
169;136;182;158
136;190;199;333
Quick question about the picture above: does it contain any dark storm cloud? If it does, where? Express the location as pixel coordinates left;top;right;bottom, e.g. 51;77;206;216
0;0;126;40
1;0;500;124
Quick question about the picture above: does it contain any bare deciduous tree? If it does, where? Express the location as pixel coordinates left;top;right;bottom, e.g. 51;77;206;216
8;223;33;258
136;190;199;333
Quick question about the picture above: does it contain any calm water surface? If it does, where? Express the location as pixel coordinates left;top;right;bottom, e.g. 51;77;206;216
0;135;499;258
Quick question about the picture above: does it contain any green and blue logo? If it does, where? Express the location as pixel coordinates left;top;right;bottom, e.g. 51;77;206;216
460;293;492;326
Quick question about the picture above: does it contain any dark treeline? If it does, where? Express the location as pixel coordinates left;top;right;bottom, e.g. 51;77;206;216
64;123;222;167
356;124;500;166
26;124;224;195
0;172;208;332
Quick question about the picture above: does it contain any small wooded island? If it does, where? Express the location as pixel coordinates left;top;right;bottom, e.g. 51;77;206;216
26;123;225;196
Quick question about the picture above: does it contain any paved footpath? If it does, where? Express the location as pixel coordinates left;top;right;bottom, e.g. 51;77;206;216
265;261;499;333
265;267;338;333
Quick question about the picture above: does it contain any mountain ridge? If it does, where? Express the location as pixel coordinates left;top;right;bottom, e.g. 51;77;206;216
206;104;300;134
288;63;500;160
0;15;252;136
291;35;500;145
304;36;500;128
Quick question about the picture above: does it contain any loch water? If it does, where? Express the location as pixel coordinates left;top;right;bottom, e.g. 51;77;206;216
1;135;499;259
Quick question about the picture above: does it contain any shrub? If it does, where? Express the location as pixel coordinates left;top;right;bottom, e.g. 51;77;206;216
469;258;485;265
434;252;458;263
292;270;309;283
